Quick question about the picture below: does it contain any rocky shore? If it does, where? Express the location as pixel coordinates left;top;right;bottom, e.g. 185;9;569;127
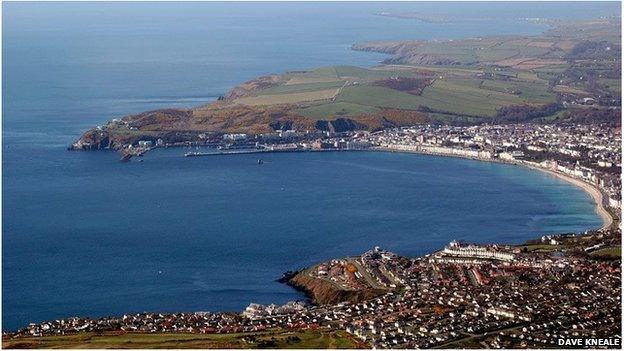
6;236;621;348
286;269;387;305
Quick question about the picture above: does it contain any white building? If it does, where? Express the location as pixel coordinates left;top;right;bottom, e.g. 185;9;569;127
441;243;515;262
223;133;248;141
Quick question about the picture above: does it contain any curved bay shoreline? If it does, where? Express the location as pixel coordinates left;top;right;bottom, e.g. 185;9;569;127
172;144;614;232
375;146;614;232
523;163;613;231
5;145;616;334
174;144;615;232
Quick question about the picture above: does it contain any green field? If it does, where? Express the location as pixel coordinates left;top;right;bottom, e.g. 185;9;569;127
517;244;560;253
336;85;426;111
284;65;415;84
230;64;557;120
375;37;568;65
296;101;380;119
420;79;524;116
236;88;340;106
590;246;621;259
533;64;570;74
599;78;621;94
2;329;363;349
146;19;619;132
254;81;346;96
479;79;554;103
330;77;551;117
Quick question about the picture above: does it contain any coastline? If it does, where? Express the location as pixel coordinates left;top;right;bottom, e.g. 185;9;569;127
173;144;614;231
176;144;615;231
374;147;615;231
6;146;618;336
522;162;614;231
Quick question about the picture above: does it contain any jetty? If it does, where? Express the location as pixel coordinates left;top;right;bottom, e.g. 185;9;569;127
185;149;277;157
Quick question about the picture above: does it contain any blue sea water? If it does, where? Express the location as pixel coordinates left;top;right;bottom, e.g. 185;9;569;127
2;2;614;330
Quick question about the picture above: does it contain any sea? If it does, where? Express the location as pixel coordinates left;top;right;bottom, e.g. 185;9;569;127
2;2;615;330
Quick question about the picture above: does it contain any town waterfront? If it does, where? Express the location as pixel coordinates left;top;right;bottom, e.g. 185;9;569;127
3;149;603;329
2;2;614;330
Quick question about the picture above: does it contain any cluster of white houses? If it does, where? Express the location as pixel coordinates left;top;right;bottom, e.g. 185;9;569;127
440;242;516;262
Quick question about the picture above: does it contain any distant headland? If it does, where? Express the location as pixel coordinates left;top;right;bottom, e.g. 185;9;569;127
68;18;620;155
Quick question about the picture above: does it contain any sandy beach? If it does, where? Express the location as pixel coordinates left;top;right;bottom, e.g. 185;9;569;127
378;147;615;231
522;163;614;231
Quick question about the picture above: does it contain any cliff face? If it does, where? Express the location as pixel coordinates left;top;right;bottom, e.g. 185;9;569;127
351;41;414;55
71;129;112;150
352;41;465;66
70;102;430;151
224;75;282;99
69;19;619;151
69;109;203;150
287;271;386;305
70;104;317;150
351;21;615;66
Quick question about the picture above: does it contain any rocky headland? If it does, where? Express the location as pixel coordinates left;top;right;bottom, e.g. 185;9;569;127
286;269;387;305
69;17;620;152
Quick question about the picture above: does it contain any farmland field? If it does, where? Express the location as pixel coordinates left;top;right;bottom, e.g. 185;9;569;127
335;85;425;111
255;81;345;96
235;88;340;106
479;79;554;103
71;18;617;137
227;64;559;121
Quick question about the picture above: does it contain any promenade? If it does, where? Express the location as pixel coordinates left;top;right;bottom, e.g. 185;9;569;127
377;145;616;231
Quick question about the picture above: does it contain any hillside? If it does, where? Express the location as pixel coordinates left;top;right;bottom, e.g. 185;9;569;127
352;18;620;67
2;329;362;349
70;18;620;151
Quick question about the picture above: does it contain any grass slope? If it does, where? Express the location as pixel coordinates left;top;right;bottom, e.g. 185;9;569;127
228;64;557;121
296;102;380;119
3;329;363;349
590;246;622;259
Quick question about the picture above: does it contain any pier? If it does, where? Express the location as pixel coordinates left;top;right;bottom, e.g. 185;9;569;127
184;148;362;157
184;149;276;157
